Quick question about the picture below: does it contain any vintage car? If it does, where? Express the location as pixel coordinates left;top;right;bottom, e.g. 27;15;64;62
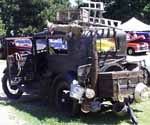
127;36;149;55
2;24;149;124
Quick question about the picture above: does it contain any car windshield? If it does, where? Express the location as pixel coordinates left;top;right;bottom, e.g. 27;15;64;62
48;38;68;50
36;39;47;50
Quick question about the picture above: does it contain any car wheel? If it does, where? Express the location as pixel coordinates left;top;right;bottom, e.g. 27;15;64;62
127;48;134;55
101;63;124;72
2;74;23;99
55;80;80;116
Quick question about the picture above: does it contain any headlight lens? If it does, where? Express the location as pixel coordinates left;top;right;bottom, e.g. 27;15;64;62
85;88;95;99
70;80;84;100
136;44;140;48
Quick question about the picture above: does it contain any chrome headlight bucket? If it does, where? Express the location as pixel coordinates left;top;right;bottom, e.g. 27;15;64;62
70;80;84;101
85;88;95;99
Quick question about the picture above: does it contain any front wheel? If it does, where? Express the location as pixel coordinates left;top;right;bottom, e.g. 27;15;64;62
55;80;80;116
127;48;134;55
2;74;23;99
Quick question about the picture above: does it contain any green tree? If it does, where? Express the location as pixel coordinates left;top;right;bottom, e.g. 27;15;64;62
104;0;149;23
0;0;69;36
75;0;83;7
143;2;150;24
0;17;6;36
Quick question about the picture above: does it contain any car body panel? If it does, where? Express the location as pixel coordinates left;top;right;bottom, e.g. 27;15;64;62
127;37;149;54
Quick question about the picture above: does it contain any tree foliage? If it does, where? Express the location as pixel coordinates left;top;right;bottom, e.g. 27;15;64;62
75;0;83;7
104;0;150;23
143;2;150;23
0;0;69;36
0;17;6;36
0;0;149;36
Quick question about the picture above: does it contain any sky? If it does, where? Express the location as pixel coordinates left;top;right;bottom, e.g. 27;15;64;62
69;0;88;6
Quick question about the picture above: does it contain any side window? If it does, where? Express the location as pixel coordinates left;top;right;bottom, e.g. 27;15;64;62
48;38;68;55
15;39;32;47
36;39;47;53
96;38;116;52
25;39;32;46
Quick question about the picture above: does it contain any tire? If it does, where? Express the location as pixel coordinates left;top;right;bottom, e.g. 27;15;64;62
105;66;123;72
127;48;134;55
2;74;23;99
101;63;124;72
141;52;146;55
55;79;80;116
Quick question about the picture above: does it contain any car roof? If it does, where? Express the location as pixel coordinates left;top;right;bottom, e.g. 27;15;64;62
5;37;32;41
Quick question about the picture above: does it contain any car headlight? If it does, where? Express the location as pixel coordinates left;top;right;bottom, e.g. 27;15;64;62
70;80;85;100
85;88;95;99
136;44;140;48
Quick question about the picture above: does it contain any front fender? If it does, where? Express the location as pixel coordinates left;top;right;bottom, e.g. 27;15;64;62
49;72;76;94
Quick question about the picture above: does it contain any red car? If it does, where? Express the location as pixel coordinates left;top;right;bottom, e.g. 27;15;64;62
127;36;149;55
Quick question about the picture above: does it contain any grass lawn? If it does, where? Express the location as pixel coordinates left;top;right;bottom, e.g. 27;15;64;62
0;95;150;125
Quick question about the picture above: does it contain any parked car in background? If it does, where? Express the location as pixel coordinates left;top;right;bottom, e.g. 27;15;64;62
1;37;32;58
126;33;149;55
127;32;150;55
136;32;150;49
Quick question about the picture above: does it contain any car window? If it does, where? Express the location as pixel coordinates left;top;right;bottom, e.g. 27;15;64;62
15;39;32;47
48;38;68;55
36;39;47;51
48;38;68;50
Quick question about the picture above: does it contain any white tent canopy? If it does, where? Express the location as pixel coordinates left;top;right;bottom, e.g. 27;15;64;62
119;17;150;31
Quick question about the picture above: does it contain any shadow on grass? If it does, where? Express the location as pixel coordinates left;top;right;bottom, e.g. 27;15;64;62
0;94;132;125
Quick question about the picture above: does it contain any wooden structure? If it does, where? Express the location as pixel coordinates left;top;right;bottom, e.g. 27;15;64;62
56;1;121;28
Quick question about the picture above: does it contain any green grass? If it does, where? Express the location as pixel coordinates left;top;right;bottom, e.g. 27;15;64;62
0;96;150;125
